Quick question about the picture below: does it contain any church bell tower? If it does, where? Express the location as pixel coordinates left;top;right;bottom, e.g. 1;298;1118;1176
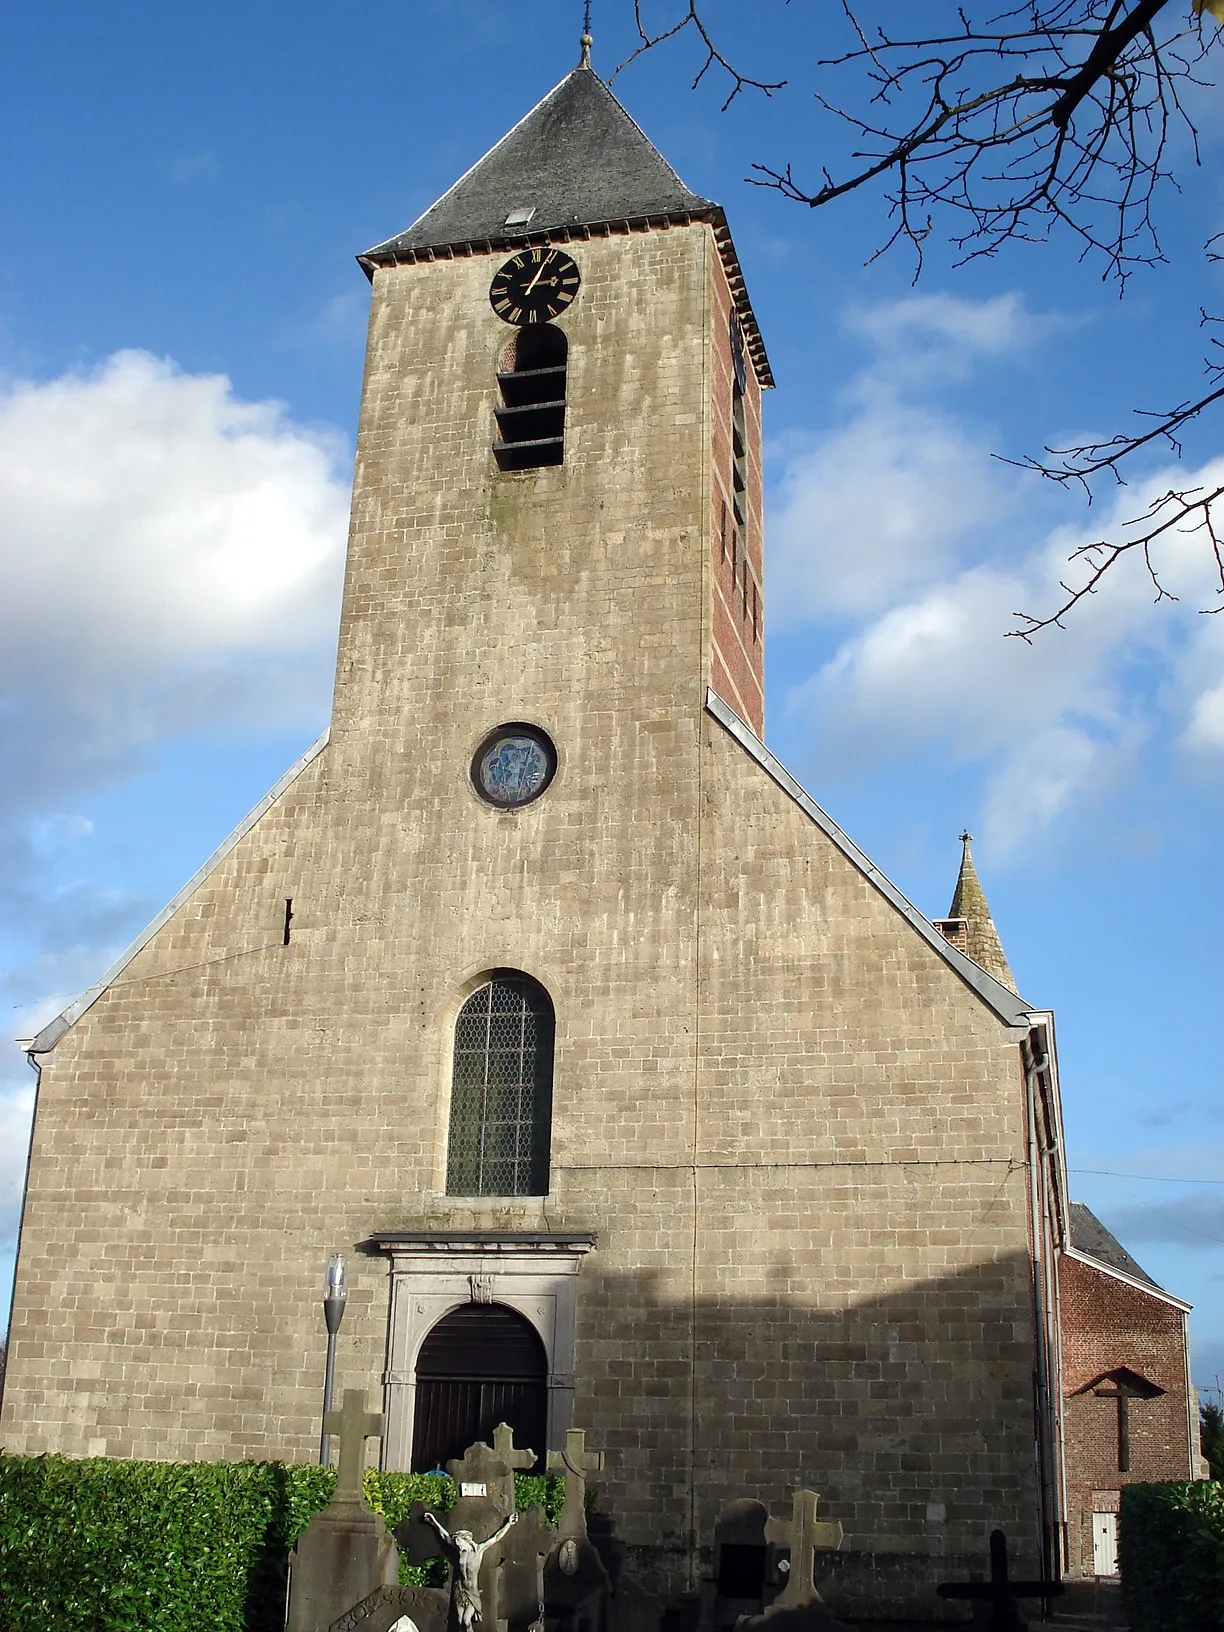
339;59;771;763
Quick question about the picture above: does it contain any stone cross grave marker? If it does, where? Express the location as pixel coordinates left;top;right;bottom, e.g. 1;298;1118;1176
547;1428;604;1539
325;1389;384;1505
936;1529;1063;1630
448;1424;535;1534
286;1389;398;1632
764;1492;843;1608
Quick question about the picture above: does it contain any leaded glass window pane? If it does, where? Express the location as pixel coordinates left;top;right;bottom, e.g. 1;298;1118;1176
446;974;554;1196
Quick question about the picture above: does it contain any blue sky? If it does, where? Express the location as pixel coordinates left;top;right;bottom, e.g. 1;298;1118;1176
2;1;1222;1396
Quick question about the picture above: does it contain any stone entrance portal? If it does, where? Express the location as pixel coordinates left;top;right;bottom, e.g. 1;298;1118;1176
413;1302;548;1471
370;1229;595;1472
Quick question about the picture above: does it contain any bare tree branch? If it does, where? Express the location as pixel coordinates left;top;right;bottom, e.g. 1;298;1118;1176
614;2;785;110
1009;483;1224;636
623;3;1224;630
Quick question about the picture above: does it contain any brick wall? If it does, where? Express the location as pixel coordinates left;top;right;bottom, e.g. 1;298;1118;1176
1059;1252;1192;1576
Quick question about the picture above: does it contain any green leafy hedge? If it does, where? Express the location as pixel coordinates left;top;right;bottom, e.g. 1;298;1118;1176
1120;1481;1224;1632
0;1453;563;1632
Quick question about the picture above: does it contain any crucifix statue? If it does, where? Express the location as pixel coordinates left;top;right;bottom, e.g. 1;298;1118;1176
765;1491;843;1607
547;1428;604;1540
425;1510;518;1632
322;1388;384;1507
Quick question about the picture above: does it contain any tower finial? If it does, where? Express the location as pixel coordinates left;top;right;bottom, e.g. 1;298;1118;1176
580;0;593;67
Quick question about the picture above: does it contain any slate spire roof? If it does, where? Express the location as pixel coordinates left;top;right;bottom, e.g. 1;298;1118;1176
947;831;1017;994
366;65;712;258
359;63;773;387
1069;1202;1161;1289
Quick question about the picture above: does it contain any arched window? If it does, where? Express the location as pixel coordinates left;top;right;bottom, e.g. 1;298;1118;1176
446;972;554;1196
412;1302;548;1471
493;325;567;472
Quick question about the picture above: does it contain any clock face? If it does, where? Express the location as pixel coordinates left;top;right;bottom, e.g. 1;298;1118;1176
490;248;580;326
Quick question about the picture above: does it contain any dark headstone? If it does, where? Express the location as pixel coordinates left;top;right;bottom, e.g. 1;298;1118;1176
394;1502;450;1568
544;1535;612;1632
501;1503;556;1632
701;1499;776;1630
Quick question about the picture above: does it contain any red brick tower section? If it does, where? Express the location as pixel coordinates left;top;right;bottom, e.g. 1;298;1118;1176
708;249;764;736
1058;1204;1197;1578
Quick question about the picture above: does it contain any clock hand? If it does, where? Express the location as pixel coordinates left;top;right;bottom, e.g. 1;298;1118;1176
523;251;557;297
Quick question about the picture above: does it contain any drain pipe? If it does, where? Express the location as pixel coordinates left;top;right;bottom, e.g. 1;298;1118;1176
1025;1040;1058;1592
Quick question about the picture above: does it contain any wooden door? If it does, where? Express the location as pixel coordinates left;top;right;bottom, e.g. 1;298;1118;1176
1092;1511;1118;1577
412;1302;547;1471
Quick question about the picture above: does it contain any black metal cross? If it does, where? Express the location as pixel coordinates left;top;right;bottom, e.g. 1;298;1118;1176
937;1530;1063;1630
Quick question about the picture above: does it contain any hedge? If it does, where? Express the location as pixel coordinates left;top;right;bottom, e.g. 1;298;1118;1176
0;1453;564;1632
1120;1481;1224;1632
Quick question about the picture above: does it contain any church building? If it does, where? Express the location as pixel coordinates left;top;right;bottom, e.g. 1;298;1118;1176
6;52;1092;1618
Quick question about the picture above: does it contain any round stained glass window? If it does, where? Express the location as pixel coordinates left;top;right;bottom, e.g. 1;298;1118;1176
472;724;556;808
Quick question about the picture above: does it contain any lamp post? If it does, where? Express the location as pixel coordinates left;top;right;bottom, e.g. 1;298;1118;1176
318;1251;348;1466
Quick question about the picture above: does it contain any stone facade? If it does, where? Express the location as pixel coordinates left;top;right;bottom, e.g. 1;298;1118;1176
3;91;1065;1616
1058;1248;1196;1578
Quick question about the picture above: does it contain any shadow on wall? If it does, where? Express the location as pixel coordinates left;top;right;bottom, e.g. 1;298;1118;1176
399;1251;1045;1618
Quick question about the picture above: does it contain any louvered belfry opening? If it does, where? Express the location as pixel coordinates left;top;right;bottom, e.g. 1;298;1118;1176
412;1302;548;1472
446;973;554;1197
493;325;567;472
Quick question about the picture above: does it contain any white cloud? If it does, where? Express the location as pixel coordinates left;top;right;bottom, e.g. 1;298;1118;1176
770;290;1224;852
0;1081;35;1240
847;290;1061;376
0;351;350;1070
767;291;1064;625
0;350;349;815
768;405;1009;620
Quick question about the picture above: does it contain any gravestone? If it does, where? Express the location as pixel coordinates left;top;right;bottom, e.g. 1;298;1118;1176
329;1584;449;1632
543;1428;613;1632
286;1390;400;1632
702;1493;849;1632
764;1492;843;1610
447;1425;533;1537
936;1529;1063;1630
699;1499;778;1630
547;1428;604;1541
500;1501;556;1632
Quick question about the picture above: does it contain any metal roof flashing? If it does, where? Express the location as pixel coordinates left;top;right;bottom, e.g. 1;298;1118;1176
25;729;331;1057
1061;1247;1191;1311
704;690;1035;1028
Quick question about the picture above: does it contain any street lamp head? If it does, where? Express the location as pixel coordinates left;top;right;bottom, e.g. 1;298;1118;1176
323;1251;348;1335
324;1252;348;1302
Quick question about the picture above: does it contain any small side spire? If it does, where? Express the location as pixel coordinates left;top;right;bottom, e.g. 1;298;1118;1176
945;831;1017;994
579;0;593;67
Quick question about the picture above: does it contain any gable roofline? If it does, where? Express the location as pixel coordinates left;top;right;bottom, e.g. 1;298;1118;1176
22;729;331;1057
705;689;1034;1027
1061;1247;1192;1312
